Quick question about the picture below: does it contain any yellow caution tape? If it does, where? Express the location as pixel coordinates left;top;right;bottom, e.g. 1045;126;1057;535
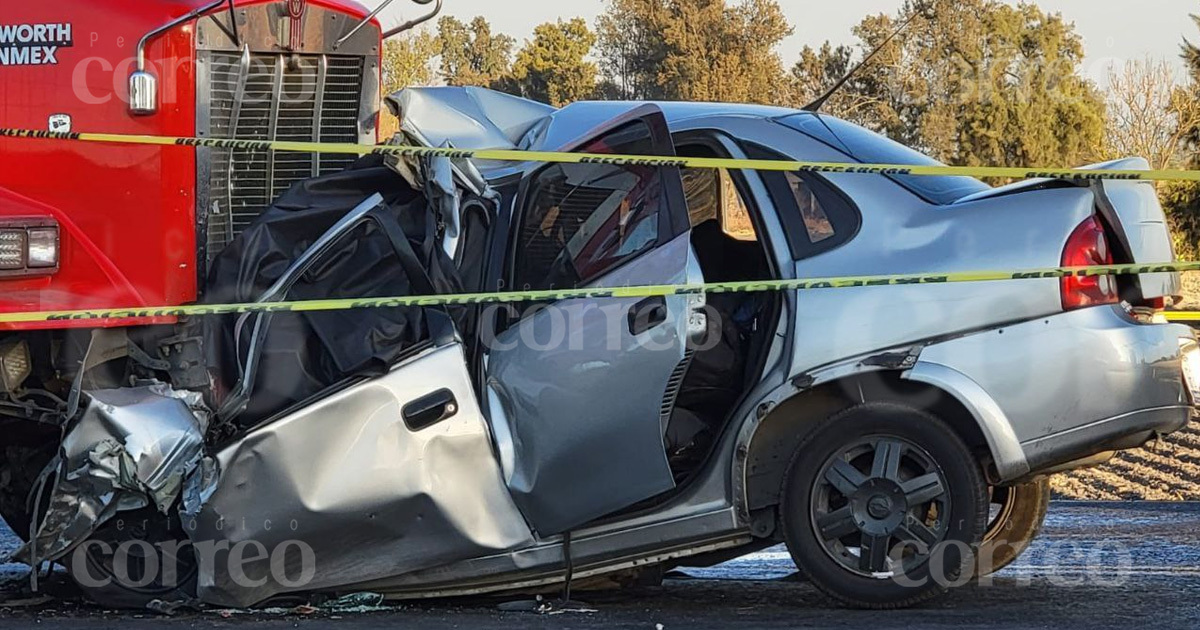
0;262;1195;324
4;128;1200;182
3;129;1200;324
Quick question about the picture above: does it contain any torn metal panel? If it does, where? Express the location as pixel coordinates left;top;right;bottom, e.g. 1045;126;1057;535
428;150;465;257
387;86;556;153
187;343;533;609
380;142;499;259
12;384;211;564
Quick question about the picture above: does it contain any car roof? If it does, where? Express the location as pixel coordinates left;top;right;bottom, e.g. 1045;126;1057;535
527;100;799;152
390;87;799;152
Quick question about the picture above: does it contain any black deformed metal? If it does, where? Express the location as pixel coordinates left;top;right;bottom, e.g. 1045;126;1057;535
204;156;463;428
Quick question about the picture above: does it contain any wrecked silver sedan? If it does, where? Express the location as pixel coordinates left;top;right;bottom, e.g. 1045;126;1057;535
2;87;1197;610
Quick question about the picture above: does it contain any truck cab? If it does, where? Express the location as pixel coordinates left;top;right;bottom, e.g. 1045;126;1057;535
0;0;389;320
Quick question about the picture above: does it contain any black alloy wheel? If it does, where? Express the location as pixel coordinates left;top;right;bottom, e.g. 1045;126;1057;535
810;435;952;578
781;402;988;609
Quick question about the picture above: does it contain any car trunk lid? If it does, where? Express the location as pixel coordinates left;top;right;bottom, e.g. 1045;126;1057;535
1083;158;1180;302
957;157;1180;302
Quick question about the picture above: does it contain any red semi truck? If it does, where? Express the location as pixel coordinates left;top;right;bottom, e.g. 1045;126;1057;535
0;0;436;548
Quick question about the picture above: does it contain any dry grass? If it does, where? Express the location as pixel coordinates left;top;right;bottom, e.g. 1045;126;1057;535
1177;272;1200;311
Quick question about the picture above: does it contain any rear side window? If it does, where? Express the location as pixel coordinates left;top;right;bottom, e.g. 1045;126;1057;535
747;144;861;260
786;173;835;244
513;121;667;291
777;113;990;205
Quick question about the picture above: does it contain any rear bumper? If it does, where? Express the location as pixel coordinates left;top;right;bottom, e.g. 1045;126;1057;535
905;305;1195;480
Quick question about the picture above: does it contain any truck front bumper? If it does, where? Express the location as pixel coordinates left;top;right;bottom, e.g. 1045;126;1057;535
905;305;1196;481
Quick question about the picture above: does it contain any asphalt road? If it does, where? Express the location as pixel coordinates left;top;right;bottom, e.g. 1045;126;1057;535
2;502;1200;629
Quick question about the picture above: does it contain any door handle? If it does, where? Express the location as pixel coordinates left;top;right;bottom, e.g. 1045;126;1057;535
403;388;459;431
628;296;668;335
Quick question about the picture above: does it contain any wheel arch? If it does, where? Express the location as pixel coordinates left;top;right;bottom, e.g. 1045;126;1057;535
738;368;1024;514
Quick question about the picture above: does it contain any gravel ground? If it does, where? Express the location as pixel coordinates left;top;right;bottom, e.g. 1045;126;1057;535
2;502;1200;628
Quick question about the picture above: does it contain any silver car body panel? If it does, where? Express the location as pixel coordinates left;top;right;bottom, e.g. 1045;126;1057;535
485;233;694;536
1089;159;1180;299
678;117;1085;377
188;343;533;608
13;384;211;564
388;86;556;152
904;361;1030;479
907;305;1193;474
962;159;1183;300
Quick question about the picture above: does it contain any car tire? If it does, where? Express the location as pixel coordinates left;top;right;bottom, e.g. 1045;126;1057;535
0;443;57;541
973;477;1050;578
780;402;988;609
58;507;199;610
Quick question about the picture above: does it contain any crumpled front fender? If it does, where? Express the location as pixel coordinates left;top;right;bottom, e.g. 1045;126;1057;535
10;384;212;565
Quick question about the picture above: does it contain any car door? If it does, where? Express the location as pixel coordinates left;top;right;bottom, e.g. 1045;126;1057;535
484;106;703;536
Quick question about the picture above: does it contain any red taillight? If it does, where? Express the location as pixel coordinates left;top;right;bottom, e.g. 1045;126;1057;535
1061;216;1117;311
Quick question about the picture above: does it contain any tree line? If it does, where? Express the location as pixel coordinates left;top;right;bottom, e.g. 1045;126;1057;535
382;0;1200;256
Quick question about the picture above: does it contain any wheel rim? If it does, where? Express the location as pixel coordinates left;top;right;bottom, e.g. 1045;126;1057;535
809;435;952;578
983;485;1016;544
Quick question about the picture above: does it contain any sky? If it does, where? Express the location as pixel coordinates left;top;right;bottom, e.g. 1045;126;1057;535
371;0;1200;81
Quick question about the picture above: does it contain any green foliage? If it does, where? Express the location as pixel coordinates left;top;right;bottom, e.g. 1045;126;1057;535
792;0;1107;172
1164;13;1200;259
791;42;853;110
381;29;439;96
511;19;598;106
436;16;516;88
595;0;670;100
595;0;792;104
1162;181;1200;260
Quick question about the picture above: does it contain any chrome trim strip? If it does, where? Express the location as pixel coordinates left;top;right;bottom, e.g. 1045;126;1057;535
226;46;251;225
312;54;328;178
264;54;284;204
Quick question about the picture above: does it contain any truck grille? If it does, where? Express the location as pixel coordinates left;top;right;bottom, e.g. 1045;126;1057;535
203;52;365;262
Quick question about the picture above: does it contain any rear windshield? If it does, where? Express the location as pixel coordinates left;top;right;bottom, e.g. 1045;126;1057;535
777;113;990;205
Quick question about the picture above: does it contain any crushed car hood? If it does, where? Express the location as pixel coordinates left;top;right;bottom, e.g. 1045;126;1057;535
388;86;556;153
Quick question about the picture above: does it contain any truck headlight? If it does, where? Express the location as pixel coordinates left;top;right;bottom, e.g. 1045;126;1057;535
0;230;26;270
0;221;59;275
27;227;59;268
